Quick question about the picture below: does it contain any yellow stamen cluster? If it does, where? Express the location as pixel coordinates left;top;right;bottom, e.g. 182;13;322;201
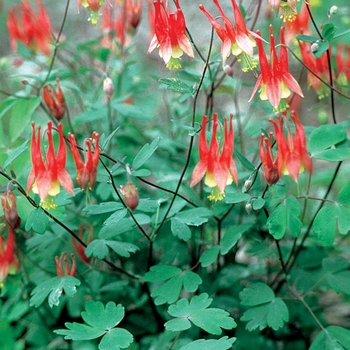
208;187;225;202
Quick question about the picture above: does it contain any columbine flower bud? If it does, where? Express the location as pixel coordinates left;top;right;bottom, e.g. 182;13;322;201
55;252;76;277
310;42;319;53
103;77;114;99
243;179;253;192
224;65;234;77
329;6;338;16
43;78;66;120
120;182;139;211
2;190;20;229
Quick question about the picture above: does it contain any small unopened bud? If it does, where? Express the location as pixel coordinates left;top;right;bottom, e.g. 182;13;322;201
329;6;338;15
21;79;29;85
103;77;114;99
2;190;20;229
243;179;253;192
245;202;252;215
310;42;319;53
120;182;139;211
224;65;234;77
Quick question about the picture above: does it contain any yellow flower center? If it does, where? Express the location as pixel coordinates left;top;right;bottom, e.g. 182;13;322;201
208;187;225;202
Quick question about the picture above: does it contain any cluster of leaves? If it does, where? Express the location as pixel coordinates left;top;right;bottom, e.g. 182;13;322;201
0;1;350;350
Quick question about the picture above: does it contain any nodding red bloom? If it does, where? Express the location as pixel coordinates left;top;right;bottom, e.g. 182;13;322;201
101;0;142;48
259;133;280;185
0;227;19;287
284;4;310;44
335;44;350;88
269;111;312;182
55;252;76;277
199;0;258;71
120;182;139;211
69;132;100;191
2;190;21;229
43;78;66;121
27;122;74;209
7;0;53;55
298;40;331;99
147;0;194;69
249;26;303;110
72;225;93;263
191;114;238;201
78;0;106;24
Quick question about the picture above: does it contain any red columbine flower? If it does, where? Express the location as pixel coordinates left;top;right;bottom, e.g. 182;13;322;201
27;122;74;209
78;0;106;24
298;40;331;99
147;0;194;69
284;4;311;44
43;78;66;121
69;132;100;191
7;0;53;55
199;0;258;71
249;26;303;110
0;227;19;287
269;111;312;182
335;44;350;91
101;0;142;49
191;114;238;201
259;132;280;185
72;225;93;263
2;190;21;229
55;252;76;277
120;182;139;211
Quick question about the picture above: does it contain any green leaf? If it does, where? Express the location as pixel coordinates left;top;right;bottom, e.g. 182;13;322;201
224;192;251;204
100;127;120;150
252;197;265;210
235;149;256;171
83;202;124;215
171;218;192;242
296;34;320;43
323;257;350;294
240;283;275;306
30;276;81;308
310;326;350;350
179;337;236;350
55;323;106;341
144;266;202;305
85;239;139;259
3;140;28;169
99;328;134;350
267;202;286;240
322;23;335;41
25;207;50;234
309;124;347;159
241;298;289;331
10;97;41;141
313;40;329;58
175;207;213;226
159;78;194;93
200;246;220;267
132;138;159;170
267;196;301;239
82;301;124;329
55;301;132;349
220;223;252;255
313;148;350;162
103;209;128;226
165;294;236;335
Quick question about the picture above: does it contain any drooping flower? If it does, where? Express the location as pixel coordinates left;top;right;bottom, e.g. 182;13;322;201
69;132;100;191
269;111;312;182
284;4;311;44
335;44;350;90
55;252;76;277
199;0;258;71
101;0;142;49
27;122;74;209
191;114;238;201
78;0;106;24
120;181;139;211
0;226;19;287
249;26;304;110
268;0;298;22
298;40;331;99
43;78;66;121
72;225;93;263
259;132;280;185
7;0;53;55
147;0;194;69
1;190;21;229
